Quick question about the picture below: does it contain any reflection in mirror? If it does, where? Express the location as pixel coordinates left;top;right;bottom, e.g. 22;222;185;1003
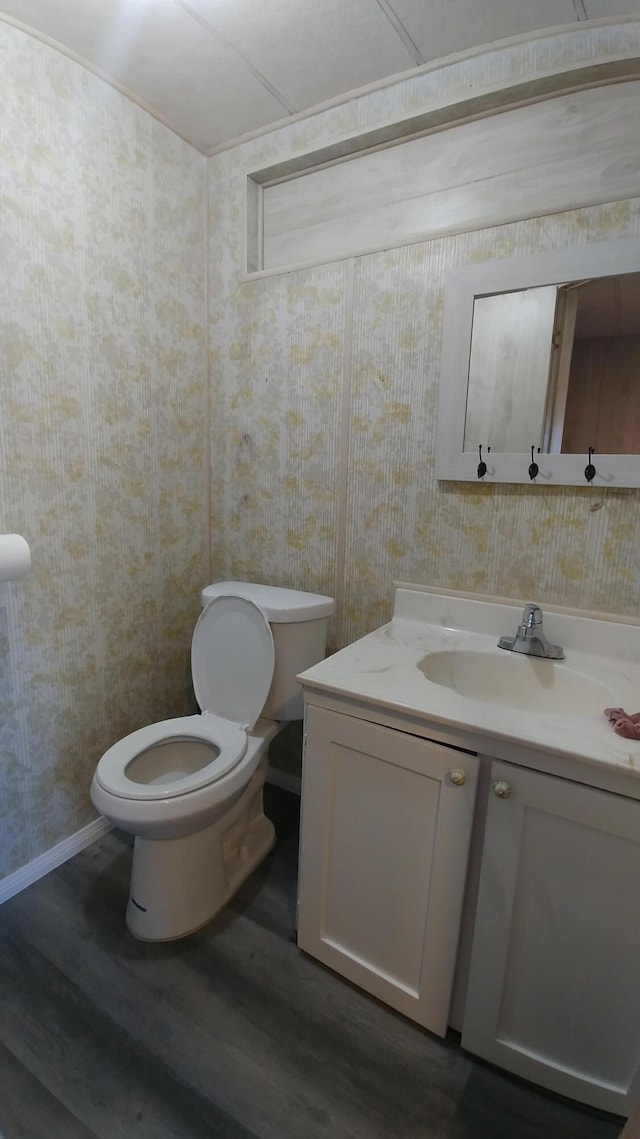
464;287;557;453
463;272;640;456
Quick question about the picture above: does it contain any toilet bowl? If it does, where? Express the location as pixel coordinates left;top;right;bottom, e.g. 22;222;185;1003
91;584;334;941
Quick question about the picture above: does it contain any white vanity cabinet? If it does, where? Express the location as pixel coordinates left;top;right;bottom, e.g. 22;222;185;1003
297;699;640;1115
296;584;640;1116
297;705;479;1037
461;759;640;1116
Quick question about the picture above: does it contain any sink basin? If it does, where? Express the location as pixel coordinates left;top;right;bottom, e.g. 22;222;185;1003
418;650;615;715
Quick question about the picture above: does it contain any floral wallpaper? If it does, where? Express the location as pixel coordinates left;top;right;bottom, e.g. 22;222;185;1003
1;23;207;879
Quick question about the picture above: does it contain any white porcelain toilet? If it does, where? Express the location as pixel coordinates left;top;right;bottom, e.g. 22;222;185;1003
90;582;334;941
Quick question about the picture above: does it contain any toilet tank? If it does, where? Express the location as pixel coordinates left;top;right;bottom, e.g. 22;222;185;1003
200;582;335;721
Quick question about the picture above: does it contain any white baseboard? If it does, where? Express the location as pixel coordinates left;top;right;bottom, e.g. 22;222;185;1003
0;816;112;905
266;765;301;796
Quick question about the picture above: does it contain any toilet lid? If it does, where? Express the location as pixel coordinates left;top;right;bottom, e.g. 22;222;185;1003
191;595;275;728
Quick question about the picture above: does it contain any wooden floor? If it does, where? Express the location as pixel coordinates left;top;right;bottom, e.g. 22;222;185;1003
0;788;623;1139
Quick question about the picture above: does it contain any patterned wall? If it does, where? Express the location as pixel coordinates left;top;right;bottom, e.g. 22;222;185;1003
208;21;640;663
1;24;207;879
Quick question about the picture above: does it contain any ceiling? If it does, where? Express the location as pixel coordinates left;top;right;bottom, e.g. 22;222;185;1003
0;0;633;153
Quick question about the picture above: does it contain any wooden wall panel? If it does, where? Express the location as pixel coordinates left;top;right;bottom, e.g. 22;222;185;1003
563;337;640;454
262;82;640;271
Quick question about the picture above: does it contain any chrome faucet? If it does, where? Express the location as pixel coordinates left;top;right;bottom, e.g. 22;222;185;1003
497;604;564;660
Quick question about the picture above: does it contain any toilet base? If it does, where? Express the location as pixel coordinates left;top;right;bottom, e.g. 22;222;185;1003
125;763;275;941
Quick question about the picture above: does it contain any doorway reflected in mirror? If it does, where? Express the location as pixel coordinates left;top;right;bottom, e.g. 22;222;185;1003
463;271;640;456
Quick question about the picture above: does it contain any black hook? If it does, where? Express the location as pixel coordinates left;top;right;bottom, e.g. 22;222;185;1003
528;445;541;481
584;446;596;483
477;444;490;479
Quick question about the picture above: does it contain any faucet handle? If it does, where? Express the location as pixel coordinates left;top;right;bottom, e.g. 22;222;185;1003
521;603;543;629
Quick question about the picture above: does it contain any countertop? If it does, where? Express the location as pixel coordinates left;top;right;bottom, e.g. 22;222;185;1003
298;587;640;781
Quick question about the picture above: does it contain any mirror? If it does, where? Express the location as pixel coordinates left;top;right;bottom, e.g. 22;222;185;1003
464;274;640;455
436;238;640;486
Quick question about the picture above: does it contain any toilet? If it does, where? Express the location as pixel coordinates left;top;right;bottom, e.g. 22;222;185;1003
90;582;334;941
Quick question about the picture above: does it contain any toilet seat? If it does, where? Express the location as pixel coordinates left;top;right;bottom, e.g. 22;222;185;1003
94;596;275;803
93;713;250;801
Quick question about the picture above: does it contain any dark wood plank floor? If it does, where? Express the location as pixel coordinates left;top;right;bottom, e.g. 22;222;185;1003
0;788;623;1139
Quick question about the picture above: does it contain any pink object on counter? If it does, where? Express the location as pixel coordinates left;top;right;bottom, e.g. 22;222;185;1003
604;707;640;739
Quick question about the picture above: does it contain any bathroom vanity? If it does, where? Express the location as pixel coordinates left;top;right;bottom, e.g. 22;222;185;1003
296;586;640;1117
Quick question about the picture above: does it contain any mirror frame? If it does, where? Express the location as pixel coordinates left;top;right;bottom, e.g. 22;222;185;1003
435;237;640;487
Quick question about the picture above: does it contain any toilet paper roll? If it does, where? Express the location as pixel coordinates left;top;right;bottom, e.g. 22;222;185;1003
0;534;31;582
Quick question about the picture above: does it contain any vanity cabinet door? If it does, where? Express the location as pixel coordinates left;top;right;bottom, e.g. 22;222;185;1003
297;705;478;1037
462;760;640;1115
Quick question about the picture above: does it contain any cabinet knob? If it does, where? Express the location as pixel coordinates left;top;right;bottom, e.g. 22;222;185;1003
493;780;512;799
448;769;467;786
